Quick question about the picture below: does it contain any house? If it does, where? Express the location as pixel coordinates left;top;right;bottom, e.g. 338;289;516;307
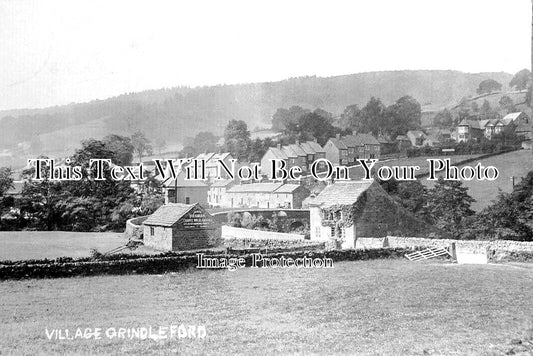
260;141;326;177
406;130;428;147
224;182;310;209
163;172;209;206
395;135;411;152
207;179;234;208
299;140;326;168
456;119;484;142
203;152;234;180
260;145;288;178
143;203;219;251
323;134;348;166
342;133;381;162
309;180;438;249
502;112;530;125
377;135;397;154
285;144;308;173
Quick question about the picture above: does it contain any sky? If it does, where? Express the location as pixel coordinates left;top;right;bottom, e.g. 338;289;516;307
0;0;530;111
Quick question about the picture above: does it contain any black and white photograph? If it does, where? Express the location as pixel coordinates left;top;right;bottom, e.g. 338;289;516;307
1;0;533;354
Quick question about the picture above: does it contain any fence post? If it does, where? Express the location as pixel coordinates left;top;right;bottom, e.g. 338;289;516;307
450;242;457;262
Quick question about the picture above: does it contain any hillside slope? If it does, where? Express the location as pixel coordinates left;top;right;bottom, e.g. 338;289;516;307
0;70;513;164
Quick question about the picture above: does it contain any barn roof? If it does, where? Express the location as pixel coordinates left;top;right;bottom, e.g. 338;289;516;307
143;203;197;227
310;180;375;208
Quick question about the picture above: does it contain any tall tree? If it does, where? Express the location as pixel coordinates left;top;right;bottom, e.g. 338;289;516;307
476;79;502;95
509;69;531;90
0;167;14;196
271;106;310;132
424;177;475;233
223;120;251;161
359;97;386;136
131;131;153;162
339;104;362;131
385;96;422;138
433;109;454;128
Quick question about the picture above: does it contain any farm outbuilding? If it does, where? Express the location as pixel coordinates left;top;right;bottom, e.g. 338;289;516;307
143;203;219;251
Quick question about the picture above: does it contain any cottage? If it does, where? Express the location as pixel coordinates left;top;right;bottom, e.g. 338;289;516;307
260;145;288;178
456;119;484;142
143;203;219;251
309;180;436;249
207;179;234;207
163;172;209;206
323;134;348;166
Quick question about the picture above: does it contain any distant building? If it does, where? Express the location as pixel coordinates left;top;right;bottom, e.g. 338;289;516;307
163;172;209;206
406;130;428;147
341;133;381;162
260;141;326;177
457;119;484;142
143;203;219;251
207;179;234;208
395;135;411;152
309;180;436;249
323;134;348;166
324;133;381;166
225;182;310;209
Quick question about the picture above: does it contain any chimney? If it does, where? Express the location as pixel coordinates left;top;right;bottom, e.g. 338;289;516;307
277;144;282;150
336;133;341;140
313;137;318;143
296;140;300;146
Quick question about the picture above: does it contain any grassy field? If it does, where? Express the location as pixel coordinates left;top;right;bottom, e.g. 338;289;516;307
0;231;128;261
421;150;533;211
1;260;532;355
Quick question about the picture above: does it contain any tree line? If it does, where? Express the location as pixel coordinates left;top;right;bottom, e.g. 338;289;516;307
0;134;163;231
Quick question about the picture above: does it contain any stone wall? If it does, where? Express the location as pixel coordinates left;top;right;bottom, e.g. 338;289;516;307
124;215;149;239
355;236;533;253
221;225;305;241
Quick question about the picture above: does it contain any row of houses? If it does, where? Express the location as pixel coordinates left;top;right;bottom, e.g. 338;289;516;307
456;112;531;143
261;134;381;174
163;174;309;209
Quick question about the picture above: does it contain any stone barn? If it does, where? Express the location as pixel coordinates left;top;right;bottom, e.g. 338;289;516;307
143;203;219;251
309;180;438;249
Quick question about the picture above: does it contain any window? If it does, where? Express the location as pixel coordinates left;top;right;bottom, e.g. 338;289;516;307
315;227;321;238
330;226;335;237
150;227;154;236
185;197;190;204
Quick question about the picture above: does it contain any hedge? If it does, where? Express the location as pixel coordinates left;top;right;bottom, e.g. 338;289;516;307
0;247;426;280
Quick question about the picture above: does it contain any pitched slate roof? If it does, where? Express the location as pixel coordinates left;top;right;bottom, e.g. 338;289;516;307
210;179;234;187
328;138;347;149
305;140;325;153
273;184;302;193
299;142;316;155
458;119;483;129
282;146;298;158
205;152;232;168
143;203;196;226
503;112;526;121
268;147;288;160
310;180;374;208
288;144;307;156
